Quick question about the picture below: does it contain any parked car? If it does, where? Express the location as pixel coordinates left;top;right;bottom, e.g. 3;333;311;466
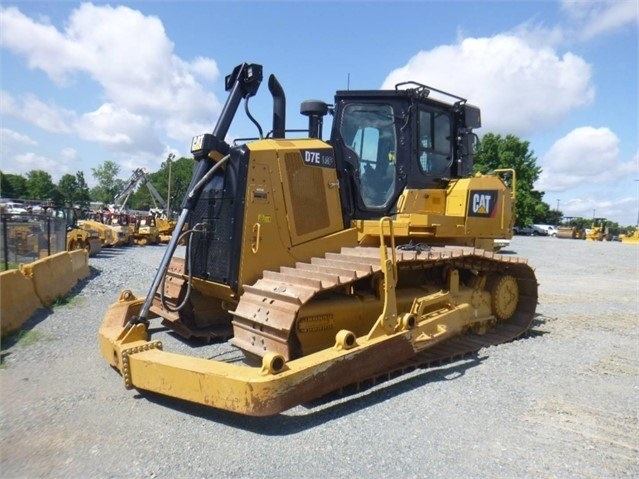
1;201;29;220
2;201;28;214
532;224;558;237
513;225;535;235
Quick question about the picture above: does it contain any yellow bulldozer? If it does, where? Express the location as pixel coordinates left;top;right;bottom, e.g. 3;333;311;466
130;214;160;246
99;63;538;416
52;207;102;257
79;211;120;247
153;215;177;243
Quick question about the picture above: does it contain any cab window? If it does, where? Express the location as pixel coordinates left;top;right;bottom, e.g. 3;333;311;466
340;103;397;207
418;109;452;176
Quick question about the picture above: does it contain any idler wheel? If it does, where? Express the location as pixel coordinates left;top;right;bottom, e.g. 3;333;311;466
490;274;519;321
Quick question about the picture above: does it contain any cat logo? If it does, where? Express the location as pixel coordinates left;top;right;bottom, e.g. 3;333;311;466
468;190;499;217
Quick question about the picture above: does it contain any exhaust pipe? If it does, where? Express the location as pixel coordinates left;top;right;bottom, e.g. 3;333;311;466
268;74;286;138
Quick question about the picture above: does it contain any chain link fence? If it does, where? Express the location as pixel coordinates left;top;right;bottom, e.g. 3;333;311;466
0;213;67;270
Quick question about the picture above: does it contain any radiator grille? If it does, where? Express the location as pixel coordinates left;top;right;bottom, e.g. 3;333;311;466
284;152;329;236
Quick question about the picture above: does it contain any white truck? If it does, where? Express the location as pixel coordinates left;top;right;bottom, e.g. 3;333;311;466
533;224;558;237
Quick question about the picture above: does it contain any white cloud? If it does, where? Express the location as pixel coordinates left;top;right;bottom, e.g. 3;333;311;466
561;0;638;40
0;128;38;148
0;128;38;170
508;20;566;49
2;90;165;160
536;127;637;193
75;103;162;154
59;147;78;162
0;4;221;153
381;34;594;136
12;152;66;177
0;7;81;84
1;91;75;133
22;95;75;133
5;146;86;182
188;57;220;81
559;195;637;224
0;90;18;115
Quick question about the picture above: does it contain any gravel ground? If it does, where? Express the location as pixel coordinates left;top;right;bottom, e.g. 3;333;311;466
1;236;638;478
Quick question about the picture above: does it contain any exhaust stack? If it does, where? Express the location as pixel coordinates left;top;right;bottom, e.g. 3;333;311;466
268;75;286;138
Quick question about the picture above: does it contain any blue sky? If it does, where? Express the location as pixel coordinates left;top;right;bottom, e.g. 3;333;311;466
1;1;637;225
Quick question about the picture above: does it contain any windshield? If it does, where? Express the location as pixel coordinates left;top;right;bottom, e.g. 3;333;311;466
340;103;397;208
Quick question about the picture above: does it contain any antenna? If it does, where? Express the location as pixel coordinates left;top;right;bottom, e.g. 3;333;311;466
347;72;350;90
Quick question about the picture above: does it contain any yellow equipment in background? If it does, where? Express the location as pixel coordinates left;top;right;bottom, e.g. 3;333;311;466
52;207;102;257
99;63;537;416
620;230;639;243
557;226;585;239
78;216;120;247
586;218;612;241
130;214;160;246
153;217;177;243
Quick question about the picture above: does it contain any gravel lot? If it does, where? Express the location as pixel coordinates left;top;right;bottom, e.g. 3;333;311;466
1;236;638;478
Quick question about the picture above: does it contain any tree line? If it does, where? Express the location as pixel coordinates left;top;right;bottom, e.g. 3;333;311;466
473;133;635;236
1;134;636;233
1;156;194;215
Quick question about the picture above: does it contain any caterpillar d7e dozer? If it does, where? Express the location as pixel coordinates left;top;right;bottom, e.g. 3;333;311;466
99;63;538;416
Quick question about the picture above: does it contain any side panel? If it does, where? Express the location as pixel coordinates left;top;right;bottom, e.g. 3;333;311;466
278;146;343;245
363;175;513;243
237;139;348;289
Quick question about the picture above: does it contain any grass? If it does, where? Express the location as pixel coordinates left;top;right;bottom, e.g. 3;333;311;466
12;329;53;347
0;261;20;272
1;329;54;368
0;296;74;368
51;294;82;308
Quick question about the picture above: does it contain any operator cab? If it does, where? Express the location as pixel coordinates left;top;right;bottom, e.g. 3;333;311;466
327;83;481;222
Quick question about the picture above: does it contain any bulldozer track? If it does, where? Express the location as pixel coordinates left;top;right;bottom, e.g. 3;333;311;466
232;245;538;375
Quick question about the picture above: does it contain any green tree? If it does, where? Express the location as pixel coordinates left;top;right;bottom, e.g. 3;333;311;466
25;170;57;200
164;156;193;215
474;133;547;226
546;209;563;226
75;171;91;208
0;172;28;198
56;171;90;207
58;174;79;205
91;160;123;204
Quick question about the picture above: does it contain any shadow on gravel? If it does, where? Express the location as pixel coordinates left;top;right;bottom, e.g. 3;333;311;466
94;248;127;258
138;354;486;434
1;307;54;354
527;313;552;338
76;264;102;289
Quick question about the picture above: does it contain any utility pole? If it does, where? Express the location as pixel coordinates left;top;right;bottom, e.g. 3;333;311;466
166;153;174;219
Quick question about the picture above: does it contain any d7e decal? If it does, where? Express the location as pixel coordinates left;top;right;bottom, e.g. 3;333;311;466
301;149;335;168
